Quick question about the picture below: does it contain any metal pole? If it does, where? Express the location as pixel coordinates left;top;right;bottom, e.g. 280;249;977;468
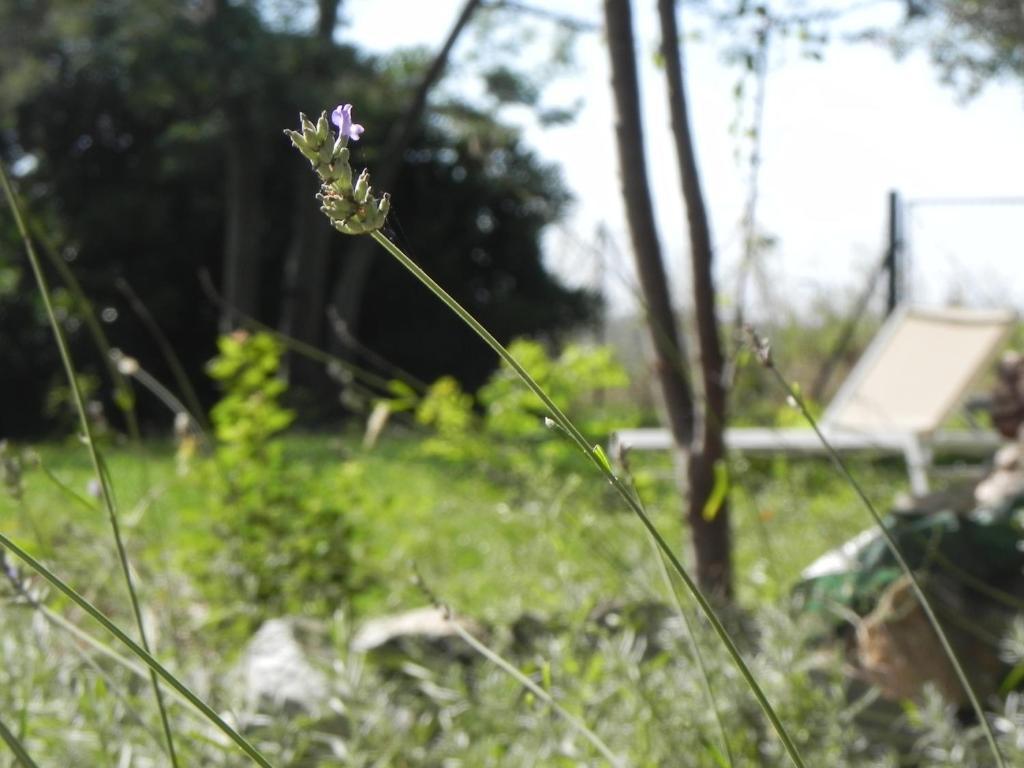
886;189;901;314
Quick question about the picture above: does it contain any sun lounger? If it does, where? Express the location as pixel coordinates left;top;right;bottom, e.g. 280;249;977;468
610;306;1017;495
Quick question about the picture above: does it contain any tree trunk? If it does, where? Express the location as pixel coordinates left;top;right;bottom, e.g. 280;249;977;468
278;0;342;388
603;0;700;559
326;0;484;346
658;0;732;597
220;115;263;332
316;0;341;39
280;175;332;376
206;0;265;332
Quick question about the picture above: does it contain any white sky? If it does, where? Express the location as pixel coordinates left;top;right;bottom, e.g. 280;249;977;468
343;0;1024;319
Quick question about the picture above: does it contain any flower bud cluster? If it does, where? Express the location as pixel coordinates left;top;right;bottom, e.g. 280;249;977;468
284;106;390;235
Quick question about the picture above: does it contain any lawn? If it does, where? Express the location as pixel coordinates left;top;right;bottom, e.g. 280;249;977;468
3;431;895;622
4;425;955;766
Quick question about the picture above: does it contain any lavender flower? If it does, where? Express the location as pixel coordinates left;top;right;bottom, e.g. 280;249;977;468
286;105;388;235
331;104;364;143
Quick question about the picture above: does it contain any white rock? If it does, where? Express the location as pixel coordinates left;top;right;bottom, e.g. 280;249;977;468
239;618;329;714
352;606;471;653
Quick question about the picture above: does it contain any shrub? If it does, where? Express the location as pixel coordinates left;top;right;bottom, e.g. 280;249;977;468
199;331;356;623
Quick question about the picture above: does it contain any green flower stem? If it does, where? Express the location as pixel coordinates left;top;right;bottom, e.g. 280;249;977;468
763;362;1006;768
0;714;39;768
646;528;734;768
52;610;170;750
11;532;262;745
3;525;168;751
0;531;274;768
370;230;806;768
0;161;179;766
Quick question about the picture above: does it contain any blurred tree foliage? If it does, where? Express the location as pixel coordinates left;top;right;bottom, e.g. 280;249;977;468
900;0;1024;95
714;0;1024;98
0;0;595;436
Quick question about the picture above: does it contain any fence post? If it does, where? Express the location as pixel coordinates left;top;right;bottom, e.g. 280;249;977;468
886;189;902;314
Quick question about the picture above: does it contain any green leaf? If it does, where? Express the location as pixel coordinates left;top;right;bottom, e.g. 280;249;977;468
1000;661;1024;695
702;459;730;521
700;736;732;768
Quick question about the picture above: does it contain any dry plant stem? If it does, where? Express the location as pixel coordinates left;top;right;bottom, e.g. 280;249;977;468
199;269;403;395
0;531;274;768
763;362;1006;768
117;277;211;435
0;162;179;767
33;227;142;443
411;570;624;766
326;305;428;390
447;612;623;766
370;230;807;768
123;361;208;444
0;714;39;768
728;19;771;362
35;458;101;514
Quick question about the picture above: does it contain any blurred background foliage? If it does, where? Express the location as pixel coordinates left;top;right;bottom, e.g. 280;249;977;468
0;0;597;437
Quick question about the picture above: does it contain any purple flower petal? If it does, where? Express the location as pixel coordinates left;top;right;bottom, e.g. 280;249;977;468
331;103;364;142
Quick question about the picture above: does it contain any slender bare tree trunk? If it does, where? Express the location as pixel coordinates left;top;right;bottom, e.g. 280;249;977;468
280;181;331;342
316;0;341;38
278;0;342;387
327;0;484;346
221;113;263;332
603;0;703;567
658;0;732;597
208;0;265;331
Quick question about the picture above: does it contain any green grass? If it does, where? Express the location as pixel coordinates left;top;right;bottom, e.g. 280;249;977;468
5;434;665;623
2;432;906;620
5;430;1022;766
